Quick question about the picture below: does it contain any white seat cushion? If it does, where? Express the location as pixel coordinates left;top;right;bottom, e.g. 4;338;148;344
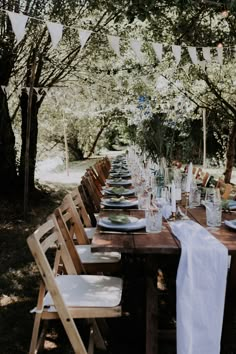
44;275;122;307
76;244;121;264
85;227;96;240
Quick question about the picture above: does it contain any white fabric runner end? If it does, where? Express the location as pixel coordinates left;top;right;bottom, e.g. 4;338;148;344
169;220;228;354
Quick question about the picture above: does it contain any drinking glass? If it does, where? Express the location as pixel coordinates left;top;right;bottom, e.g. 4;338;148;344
205;200;222;227
189;183;201;208
205;188;221;202
138;190;150;210
145;206;163;233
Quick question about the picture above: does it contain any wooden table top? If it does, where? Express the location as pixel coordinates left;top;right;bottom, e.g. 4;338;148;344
91;207;236;255
188;207;236;255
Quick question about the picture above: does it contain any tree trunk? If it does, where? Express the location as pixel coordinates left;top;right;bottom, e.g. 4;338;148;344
86;123;110;159
0;88;17;193
67;138;84;160
224;121;236;183
19;90;40;190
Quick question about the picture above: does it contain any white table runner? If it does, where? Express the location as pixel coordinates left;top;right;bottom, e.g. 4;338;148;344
169;220;228;354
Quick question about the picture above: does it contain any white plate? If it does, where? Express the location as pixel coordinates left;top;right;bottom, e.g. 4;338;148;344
102;216;138;226
106;179;132;186
98;217;146;231
104;188;135;196
224;220;236;230
110;172;131;178
228;200;236;210
101;199;138;208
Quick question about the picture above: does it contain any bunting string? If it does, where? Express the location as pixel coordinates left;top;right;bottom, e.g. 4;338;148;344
1;8;236;66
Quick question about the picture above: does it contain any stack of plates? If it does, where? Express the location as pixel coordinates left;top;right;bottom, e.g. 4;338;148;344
103;187;135;196
106;179;132;186
98;216;146;231
101;198;138;208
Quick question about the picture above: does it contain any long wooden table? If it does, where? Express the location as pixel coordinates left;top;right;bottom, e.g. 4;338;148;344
91;206;236;354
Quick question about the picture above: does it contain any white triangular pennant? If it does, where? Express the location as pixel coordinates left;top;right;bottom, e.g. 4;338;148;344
217;46;223;65
7;11;28;44
79;29;92;50
130;39;144;63
37;93;44;101
202;47;211;62
107;35;120;57
172;45;181;65
46;21;63;49
5;86;10;96
152;42;163;62
188;46;198;64
1;85;6;94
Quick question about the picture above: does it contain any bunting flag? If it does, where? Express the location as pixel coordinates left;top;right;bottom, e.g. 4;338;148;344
202;47;211;62
7;11;28;44
1;85;6;94
217;47;223;65
130;39;144;63
46;21;63;48
79;29;92;50
152;42;163;62
107;35;120;57
172;45;181;65
188;46;198;65
25;87;30;95
2;10;235;68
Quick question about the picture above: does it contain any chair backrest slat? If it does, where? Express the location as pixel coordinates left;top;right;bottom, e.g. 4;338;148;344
70;187;92;227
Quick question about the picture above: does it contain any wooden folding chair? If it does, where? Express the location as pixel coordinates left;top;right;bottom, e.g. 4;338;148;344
54;195;121;274
216;178;233;200
69;187;96;242
201;172;210;187
93;161;107;185
86;168;103;198
80;174;101;214
78;184;97;227
27;218;123;354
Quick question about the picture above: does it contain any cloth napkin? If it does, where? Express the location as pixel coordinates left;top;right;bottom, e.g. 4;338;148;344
169;220;228;354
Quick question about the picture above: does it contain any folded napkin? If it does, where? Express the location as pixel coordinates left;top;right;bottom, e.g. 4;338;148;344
162;204;172;219
169;220;228;354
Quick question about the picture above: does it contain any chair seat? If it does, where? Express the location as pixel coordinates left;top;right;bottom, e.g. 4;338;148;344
85;227;96;240
43;275;122;308
76;244;121;264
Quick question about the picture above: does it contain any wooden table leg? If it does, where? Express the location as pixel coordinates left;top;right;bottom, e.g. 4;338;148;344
146;276;158;354
221;255;236;351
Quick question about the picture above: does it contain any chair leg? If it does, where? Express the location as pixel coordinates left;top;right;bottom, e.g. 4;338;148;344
37;321;49;352
88;325;94;354
92;319;107;351
29;313;43;354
